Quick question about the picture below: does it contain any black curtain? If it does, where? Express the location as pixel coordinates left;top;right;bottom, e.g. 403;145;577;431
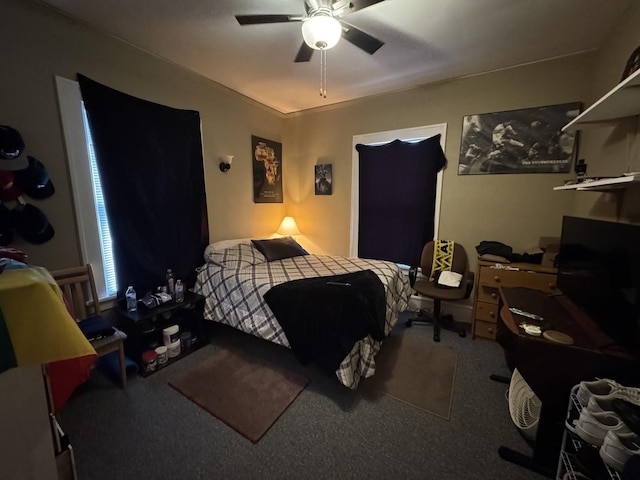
355;134;446;267
78;74;209;296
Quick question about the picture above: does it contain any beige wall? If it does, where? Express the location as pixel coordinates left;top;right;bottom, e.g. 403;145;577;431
286;1;640;261
284;54;593;265
1;0;286;270
572;1;640;223
3;0;639;276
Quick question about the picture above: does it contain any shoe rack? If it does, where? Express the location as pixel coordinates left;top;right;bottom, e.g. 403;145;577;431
557;385;622;480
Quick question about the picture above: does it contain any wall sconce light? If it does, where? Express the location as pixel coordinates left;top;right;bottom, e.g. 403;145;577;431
219;155;233;173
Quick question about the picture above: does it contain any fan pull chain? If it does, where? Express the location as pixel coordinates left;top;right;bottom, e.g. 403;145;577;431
319;48;327;98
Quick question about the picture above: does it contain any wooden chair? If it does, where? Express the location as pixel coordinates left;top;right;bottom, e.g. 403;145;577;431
51;264;127;388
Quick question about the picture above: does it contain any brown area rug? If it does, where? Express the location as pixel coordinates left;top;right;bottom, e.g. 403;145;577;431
169;347;309;443
362;328;459;420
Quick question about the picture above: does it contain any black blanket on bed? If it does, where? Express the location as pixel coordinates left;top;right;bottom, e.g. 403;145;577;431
263;269;386;374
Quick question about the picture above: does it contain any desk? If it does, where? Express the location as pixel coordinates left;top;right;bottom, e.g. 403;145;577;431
495;287;639;478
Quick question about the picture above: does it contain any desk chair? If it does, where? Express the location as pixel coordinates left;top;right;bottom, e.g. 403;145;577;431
405;240;474;342
51;264;127;388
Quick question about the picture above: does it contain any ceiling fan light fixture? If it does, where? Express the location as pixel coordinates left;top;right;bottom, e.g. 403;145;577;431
302;15;342;50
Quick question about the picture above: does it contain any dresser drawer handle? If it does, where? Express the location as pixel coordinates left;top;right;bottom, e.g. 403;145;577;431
487;327;494;333
493;276;501;282
491;293;498;300
489;311;495;318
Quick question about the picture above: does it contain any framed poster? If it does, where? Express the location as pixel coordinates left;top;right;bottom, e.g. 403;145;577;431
252;135;283;203
314;164;332;195
458;102;581;175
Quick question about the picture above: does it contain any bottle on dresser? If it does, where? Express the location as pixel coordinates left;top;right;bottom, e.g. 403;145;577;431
175;279;184;303
166;268;175;297
125;285;137;312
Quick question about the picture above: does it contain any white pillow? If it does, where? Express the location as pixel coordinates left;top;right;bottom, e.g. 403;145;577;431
204;242;267;268
209;234;276;253
209;238;252;252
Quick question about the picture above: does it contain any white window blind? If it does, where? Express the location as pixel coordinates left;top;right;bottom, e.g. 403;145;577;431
55;76;117;299
81;106;117;296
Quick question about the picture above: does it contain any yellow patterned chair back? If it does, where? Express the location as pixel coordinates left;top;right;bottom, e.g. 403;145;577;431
420;240;469;283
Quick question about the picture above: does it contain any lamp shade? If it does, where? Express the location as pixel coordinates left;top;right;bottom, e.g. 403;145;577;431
301;15;342;50
277;216;301;236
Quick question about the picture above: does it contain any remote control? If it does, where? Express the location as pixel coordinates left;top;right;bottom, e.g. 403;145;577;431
509;307;544;321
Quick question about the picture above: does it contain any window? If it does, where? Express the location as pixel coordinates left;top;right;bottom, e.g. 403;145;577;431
350;124;447;261
55;76;117;299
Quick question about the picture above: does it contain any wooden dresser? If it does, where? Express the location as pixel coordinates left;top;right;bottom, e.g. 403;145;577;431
471;259;557;341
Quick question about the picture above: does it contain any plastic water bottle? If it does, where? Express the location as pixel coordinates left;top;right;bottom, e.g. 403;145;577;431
166;268;175;297
125;286;137;312
175;279;184;303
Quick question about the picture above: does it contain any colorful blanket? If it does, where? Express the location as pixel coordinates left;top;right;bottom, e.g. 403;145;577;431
0;266;96;410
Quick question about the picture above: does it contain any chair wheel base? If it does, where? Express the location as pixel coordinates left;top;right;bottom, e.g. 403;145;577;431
405;310;467;341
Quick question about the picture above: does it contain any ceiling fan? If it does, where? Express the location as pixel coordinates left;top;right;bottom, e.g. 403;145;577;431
235;0;387;63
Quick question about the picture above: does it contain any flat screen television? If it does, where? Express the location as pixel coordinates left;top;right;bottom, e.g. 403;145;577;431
557;216;640;349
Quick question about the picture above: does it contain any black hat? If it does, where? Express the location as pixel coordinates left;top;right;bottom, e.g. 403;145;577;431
14;156;55;200
11;202;54;244
0;126;29;171
0;204;13;246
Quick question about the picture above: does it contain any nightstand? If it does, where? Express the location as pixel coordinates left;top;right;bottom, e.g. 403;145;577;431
115;291;205;375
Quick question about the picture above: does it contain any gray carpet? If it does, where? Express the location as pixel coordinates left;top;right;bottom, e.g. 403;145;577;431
59;312;548;479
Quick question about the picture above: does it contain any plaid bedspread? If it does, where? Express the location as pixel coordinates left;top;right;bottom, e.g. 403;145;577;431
194;243;412;389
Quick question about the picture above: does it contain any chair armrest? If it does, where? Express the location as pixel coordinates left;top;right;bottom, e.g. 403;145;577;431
464;271;475;299
408;266;418;288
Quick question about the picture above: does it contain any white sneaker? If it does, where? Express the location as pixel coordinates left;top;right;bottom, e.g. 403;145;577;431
577;378;623;406
575;409;631;446
599;430;640;472
587;391;640;416
587;395;619;414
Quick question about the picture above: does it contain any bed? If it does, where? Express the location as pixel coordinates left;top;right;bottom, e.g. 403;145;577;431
193;237;412;389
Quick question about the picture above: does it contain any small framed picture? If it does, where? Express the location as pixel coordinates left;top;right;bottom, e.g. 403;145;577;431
315;164;332;195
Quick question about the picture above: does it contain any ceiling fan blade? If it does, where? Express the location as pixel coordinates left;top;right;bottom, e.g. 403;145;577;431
332;0;386;16
350;0;387;10
294;42;314;63
340;22;384;55
235;14;303;25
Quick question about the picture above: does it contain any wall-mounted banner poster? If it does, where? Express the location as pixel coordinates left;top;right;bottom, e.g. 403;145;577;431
458;102;581;175
252;135;283;203
314;164;332;195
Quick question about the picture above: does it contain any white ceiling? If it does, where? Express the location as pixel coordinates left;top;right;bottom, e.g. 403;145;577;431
36;0;633;114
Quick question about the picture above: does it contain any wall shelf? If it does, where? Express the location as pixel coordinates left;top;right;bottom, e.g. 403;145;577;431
557;68;640;193
553;174;640;191
563;68;640;132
